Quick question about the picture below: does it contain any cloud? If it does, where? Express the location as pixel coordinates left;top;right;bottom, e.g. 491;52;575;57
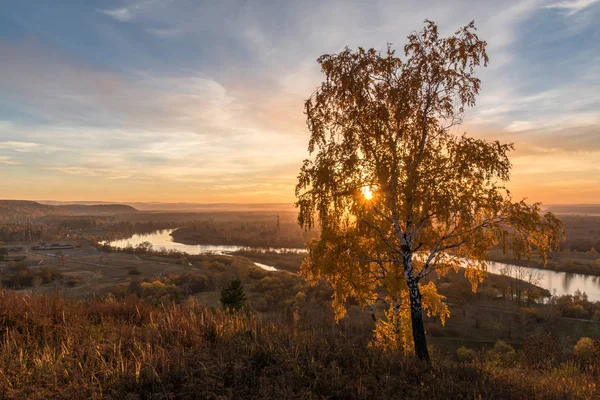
99;7;133;21
0;37;308;195
545;0;600;15
0;141;40;152
98;1;177;23
0;39;254;133
1;0;599;203
51;166;132;180
0;156;19;165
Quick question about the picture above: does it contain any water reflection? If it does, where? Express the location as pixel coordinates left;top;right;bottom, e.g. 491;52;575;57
107;229;306;254
487;261;600;301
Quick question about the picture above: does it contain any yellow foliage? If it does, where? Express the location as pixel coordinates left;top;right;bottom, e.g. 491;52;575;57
372;304;412;353
371;282;449;353
420;282;450;325
295;20;564;360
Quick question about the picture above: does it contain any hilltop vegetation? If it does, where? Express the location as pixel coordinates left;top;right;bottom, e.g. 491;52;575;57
547;204;600;215
0;200;64;222
56;203;138;215
0;200;137;223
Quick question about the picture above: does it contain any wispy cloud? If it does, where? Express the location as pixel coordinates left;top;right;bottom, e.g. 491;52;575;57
1;0;599;202
0;156;19;165
51;166;132;180
0;141;39;152
545;0;600;15
98;0;175;23
99;7;133;22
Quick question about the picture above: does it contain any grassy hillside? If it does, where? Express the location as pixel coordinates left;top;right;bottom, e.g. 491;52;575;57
0;290;596;400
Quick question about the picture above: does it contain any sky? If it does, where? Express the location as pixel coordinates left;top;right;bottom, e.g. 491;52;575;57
0;0;598;204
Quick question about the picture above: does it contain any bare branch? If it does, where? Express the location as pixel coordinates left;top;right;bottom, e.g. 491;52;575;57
360;219;402;254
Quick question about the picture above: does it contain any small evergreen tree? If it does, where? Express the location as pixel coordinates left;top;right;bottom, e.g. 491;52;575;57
220;278;246;312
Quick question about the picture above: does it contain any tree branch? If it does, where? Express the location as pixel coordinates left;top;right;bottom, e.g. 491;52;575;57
359;219;401;255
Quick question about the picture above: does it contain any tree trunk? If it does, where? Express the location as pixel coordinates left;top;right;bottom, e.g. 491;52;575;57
407;278;430;363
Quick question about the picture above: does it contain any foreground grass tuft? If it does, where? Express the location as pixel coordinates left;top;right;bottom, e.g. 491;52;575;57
0;290;596;399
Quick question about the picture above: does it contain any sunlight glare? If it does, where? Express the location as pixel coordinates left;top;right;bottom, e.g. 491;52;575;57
361;186;374;200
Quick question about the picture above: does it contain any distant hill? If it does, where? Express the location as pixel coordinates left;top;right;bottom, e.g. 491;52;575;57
0;200;137;222
0;200;66;222
37;200;295;212
546;204;600;215
127;202;295;212
57;204;138;215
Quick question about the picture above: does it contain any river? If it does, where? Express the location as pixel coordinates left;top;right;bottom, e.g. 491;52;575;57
105;229;304;273
106;229;600;301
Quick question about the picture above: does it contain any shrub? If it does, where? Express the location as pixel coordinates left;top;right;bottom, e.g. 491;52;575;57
248;265;269;280
521;307;545;324
486;340;517;366
573;337;594;365
138;281;183;306
493;340;511;353
168;272;211;294
562;304;589;319
2;265;61;289
187;273;211;293
456;346;476;363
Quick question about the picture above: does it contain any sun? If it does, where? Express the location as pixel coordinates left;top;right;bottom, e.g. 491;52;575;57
361;186;374;200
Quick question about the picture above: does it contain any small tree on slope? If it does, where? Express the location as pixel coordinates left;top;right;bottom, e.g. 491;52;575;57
220;278;247;312
295;20;564;363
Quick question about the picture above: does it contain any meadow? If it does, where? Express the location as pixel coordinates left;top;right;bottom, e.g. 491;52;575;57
0;290;597;400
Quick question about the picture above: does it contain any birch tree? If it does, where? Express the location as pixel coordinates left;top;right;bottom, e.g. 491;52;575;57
295;20;564;363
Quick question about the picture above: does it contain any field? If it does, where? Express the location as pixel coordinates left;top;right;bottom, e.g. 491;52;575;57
1;241;206;298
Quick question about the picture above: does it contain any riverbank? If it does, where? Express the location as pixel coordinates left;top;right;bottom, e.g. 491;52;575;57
170;226;314;249
488;248;600;277
105;229;600;300
229;249;305;273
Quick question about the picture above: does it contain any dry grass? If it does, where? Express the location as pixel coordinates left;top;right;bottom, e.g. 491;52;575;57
0;290;596;399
